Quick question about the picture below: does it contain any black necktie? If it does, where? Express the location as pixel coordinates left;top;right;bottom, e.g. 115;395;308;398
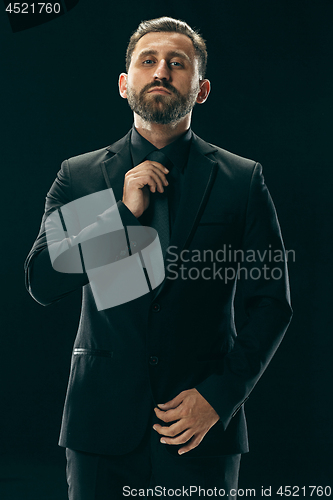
145;151;172;257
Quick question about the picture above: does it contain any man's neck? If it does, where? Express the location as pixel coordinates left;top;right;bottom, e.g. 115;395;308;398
133;113;191;149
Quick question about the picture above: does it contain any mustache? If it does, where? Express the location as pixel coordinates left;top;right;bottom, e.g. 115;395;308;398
140;81;180;97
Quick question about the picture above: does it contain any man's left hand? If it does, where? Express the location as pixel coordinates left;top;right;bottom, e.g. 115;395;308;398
153;388;219;455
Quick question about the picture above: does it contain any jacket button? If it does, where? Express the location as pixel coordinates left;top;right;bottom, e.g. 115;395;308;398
152;303;160;312
149;356;159;365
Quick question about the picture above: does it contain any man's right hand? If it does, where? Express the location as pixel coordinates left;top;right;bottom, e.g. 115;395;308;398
122;160;169;218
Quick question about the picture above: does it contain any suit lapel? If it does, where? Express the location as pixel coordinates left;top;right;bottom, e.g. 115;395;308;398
169;133;218;253
100;131;133;201
153;134;218;299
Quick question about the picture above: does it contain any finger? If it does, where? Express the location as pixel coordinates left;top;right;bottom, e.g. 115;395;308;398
153;420;188;437
154;406;182;423
132;170;168;193
130;172;164;193
142;164;169;187
178;435;203;455
160;429;194;446
134;160;169;175
145;160;169;174
157;392;184;410
131;162;169;185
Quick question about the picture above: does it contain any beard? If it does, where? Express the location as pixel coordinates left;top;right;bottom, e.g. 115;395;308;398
126;81;199;125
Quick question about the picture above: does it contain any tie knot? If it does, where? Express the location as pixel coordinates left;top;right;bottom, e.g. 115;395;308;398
146;150;172;170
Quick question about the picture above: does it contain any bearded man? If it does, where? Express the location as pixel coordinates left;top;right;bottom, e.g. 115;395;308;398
25;16;292;500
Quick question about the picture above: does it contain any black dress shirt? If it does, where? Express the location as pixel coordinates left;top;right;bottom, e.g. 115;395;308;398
130;125;192;232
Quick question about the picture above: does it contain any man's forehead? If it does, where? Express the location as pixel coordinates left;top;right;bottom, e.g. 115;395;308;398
132;32;196;60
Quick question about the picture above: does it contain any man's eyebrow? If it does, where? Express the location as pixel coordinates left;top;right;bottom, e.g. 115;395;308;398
137;49;192;63
168;50;192;63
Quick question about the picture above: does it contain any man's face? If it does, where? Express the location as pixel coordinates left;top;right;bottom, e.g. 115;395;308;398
124;32;202;125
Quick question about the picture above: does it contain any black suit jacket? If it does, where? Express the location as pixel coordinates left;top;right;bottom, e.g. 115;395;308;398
25;130;292;457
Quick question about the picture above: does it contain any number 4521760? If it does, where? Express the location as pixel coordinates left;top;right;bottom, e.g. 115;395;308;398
276;486;331;497
5;3;61;14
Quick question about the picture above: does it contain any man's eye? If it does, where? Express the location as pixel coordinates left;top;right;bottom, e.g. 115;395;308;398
170;61;182;67
143;59;154;64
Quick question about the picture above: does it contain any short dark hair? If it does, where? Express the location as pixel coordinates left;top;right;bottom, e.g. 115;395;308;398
126;17;207;79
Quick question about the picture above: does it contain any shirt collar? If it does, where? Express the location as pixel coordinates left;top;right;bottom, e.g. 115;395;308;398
130;125;192;173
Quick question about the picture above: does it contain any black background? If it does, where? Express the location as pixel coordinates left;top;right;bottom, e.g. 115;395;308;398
1;0;332;498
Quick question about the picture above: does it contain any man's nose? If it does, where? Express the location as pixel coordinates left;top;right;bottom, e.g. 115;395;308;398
153;60;171;81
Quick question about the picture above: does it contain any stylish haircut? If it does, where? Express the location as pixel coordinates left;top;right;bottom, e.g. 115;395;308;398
126;17;208;79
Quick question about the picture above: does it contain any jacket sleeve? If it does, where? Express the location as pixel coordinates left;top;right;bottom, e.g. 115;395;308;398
195;162;293;430
24;159;140;306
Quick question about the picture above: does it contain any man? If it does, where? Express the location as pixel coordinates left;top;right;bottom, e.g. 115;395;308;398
25;17;292;500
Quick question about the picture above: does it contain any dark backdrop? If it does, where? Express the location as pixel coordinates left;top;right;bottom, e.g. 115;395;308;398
1;0;332;498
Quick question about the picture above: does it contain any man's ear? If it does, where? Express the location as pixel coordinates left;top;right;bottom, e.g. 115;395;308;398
196;79;211;104
119;73;128;99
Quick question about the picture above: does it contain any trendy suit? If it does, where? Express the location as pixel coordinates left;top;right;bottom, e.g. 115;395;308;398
25;129;292;459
